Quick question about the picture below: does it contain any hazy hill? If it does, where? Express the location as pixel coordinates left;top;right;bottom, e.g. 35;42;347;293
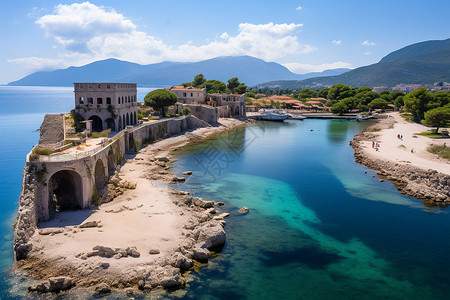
7;56;349;87
256;38;450;89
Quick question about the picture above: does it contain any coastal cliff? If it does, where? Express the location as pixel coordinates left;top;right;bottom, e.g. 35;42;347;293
350;115;450;206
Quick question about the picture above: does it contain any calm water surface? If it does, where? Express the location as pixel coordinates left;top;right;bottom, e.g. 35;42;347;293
0;86;449;299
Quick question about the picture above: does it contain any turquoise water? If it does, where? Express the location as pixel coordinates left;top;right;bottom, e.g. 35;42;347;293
171;121;450;299
0;86;449;299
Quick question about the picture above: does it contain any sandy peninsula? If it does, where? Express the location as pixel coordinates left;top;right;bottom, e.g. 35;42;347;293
16;118;248;296
351;112;450;205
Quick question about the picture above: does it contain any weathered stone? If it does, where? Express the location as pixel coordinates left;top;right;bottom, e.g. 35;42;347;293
195;224;226;250
173;177;186;182
192;247;209;262
238;206;250;214
92;245;116;258
95;283;111;294
183;171;193;175
155;155;170;162
38;228;64;235
149;249;160;255
29;277;73;293
79;221;100;228
175;253;194;270
127;247;140;258
99;262;110;269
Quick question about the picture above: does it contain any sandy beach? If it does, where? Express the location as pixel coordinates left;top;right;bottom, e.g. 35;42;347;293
17;118;247;295
352;112;450;204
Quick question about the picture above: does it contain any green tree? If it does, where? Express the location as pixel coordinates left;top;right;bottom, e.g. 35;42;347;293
202;80;226;93
422;107;450;133
144;89;177;117
192;74;206;87
227;77;240;93
297;88;318;99
327;84;356;101
181;107;191;116
235;83;247;94
368;98;388;109
331;101;349;115
404;87;432;119
393;96;404;108
318;87;330;98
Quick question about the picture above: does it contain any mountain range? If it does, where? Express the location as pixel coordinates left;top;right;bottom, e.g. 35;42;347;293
256;38;450;89
7;56;349;87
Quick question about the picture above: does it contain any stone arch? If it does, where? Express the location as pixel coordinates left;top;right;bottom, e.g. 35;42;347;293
48;170;83;218
107;149;115;177
126;113;130;126
123;114;126;129
134;112;137;124
88;115;103;132
94;159;107;191
118;115;122;131
234;106;240;116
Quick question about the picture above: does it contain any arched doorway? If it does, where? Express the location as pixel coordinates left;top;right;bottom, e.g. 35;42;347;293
134;112;137;124
118;115;122;131
95;159;107;192
105;118;115;131
89;115;103;132
123;115;126;129
107;149;115;177
126;113;130;126
48;170;83;219
234;106;240;116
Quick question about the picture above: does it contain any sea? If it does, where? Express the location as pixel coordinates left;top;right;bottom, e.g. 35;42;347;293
0;86;449;299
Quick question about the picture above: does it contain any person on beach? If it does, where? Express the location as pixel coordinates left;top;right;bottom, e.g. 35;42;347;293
411;148;414;153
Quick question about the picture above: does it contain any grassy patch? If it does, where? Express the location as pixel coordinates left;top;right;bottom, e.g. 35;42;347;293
400;113;414;122
368;127;381;132
428;144;450;160
87;129;110;138
398;144;407;149
32;148;53;155
414;131;449;138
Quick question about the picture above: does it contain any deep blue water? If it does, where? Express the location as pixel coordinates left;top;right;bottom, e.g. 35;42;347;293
0;86;449;299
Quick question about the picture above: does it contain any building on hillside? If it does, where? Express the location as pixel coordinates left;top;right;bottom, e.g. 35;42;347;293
373;86;388;92
208;93;246;117
391;84;432;93
169;86;207;104
74;83;138;132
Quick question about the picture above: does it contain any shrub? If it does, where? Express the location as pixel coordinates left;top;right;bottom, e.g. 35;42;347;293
32;148;53;155
428;144;450;160
181;107;191;116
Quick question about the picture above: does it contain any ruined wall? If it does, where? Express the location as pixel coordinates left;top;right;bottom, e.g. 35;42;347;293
37;114;65;148
217;106;231;118
175;104;218;125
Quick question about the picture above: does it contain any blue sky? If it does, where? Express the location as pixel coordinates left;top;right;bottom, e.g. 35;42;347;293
0;0;449;84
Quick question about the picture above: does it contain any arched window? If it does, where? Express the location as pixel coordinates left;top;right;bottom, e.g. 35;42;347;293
79;97;84;104
106;97;111;105
97;98;103;105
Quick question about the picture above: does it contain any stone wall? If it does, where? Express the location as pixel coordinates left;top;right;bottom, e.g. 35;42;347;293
217;106;231;118
38;114;65;147
175;104;218;125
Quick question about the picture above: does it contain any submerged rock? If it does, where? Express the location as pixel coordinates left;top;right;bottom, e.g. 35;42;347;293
29;276;73;293
238;206;249;214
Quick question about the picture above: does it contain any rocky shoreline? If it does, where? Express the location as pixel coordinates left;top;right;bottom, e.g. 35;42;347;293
14;118;250;297
350;115;450;206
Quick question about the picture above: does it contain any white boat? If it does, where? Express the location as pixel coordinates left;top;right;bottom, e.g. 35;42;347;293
287;114;306;120
258;109;290;121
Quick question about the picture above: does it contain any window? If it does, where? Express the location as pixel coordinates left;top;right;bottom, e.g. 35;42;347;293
183;92;186;97
79;97;84;104
97;98;103;105
106;97;111;105
88;84;93;89
98;84;102;89
107;84;110;89
88;97;93;104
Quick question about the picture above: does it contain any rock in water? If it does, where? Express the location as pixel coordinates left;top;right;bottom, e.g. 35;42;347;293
238;206;249;214
192;247;209;262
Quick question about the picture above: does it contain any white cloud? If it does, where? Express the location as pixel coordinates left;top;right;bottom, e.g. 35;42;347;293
10;2;314;73
361;40;376;46
332;40;342;46
7;57;67;71
364;51;372;55
296;6;303;10
283;61;353;74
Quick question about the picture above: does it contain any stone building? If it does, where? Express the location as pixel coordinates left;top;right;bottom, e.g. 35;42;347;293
74;83;138;132
169;86;207;104
208;93;246;117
